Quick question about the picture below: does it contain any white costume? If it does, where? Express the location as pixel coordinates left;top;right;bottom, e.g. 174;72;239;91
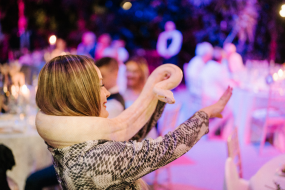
186;56;205;96
157;30;182;63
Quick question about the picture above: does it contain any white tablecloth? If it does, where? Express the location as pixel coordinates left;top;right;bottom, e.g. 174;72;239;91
249;154;285;190
0;128;52;190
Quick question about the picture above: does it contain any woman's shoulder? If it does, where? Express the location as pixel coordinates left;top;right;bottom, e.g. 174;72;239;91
36;111;118;148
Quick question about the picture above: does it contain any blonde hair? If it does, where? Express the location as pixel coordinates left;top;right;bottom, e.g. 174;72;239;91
36;55;101;116
126;56;149;85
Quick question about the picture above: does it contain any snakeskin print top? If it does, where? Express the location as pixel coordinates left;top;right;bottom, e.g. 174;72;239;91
46;101;209;190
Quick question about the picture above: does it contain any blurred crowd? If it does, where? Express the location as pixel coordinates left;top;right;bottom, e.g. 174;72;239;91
185;42;244;139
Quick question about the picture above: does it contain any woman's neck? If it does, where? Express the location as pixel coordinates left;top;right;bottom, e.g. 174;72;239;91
128;83;144;94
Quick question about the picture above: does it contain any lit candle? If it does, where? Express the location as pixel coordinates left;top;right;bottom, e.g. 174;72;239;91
11;85;18;98
20;84;30;101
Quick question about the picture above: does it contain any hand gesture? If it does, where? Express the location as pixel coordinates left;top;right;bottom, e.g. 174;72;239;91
200;86;233;118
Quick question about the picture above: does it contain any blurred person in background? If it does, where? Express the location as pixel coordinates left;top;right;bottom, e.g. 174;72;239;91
18;48;37;85
31;49;45;73
200;47;237;139
103;38;129;63
185;42;213;97
77;31;96;58
102;38;129;94
223;43;245;74
95;33;111;60
124;56;158;141
24;165;58;190
18;17;31;51
50;38;68;59
123;56;149;108
18;48;33;66
96;57;125;118
157;21;183;65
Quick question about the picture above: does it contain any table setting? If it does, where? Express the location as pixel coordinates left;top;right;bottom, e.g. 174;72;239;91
0;82;52;190
249;154;285;190
230;60;285;145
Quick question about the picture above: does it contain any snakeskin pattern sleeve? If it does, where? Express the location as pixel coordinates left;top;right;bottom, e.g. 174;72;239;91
131;101;166;142
48;111;209;189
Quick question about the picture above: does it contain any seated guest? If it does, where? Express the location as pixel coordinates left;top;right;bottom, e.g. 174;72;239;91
77;32;96;58
123;56;149;108
96;57;125;118
186;42;213;97
223;43;245;74
200;47;237;139
35;54;232;189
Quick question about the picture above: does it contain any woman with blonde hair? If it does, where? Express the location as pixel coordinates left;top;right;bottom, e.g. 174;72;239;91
123;56;150;108
36;54;232;189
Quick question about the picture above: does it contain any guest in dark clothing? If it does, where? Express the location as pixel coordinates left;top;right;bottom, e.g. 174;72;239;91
24;165;58;190
96;57;125;118
0;144;16;190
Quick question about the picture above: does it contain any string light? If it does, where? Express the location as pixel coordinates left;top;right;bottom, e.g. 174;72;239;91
49;35;57;45
278;69;283;77
122;2;132;10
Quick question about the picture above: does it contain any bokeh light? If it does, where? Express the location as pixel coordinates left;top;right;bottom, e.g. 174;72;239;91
49;35;57;45
273;73;278;81
278;69;283;77
280;4;285;17
122;2;132;10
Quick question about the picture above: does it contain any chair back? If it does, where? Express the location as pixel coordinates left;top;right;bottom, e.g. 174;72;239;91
267;85;285;115
224;157;249;190
227;127;243;178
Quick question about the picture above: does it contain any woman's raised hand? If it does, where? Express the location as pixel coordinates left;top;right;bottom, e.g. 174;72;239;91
200;86;233;118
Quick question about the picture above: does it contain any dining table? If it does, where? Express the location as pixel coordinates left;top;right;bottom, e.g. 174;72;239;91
249;154;285;190
0;113;52;190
